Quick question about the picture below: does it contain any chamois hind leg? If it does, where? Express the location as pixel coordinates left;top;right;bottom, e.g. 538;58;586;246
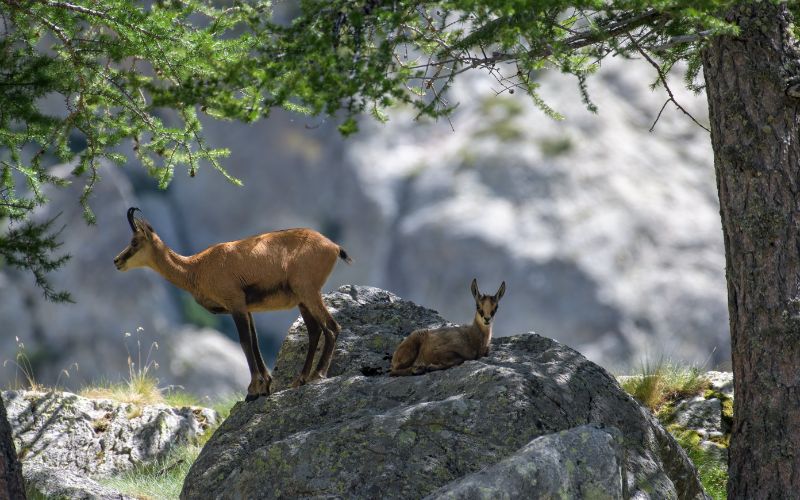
232;312;262;402
390;330;424;376
247;313;272;397
291;304;322;388
303;294;339;382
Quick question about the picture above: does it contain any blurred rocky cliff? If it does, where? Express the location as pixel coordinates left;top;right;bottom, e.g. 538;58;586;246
0;59;727;393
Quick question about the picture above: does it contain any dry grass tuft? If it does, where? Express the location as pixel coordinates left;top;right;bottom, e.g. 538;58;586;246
618;360;710;413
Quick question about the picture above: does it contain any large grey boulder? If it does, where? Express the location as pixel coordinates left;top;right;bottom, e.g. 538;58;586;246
3;389;216;498
425;424;625;500
182;286;706;499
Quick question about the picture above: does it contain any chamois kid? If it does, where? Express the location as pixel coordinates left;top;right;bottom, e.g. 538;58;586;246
390;279;506;376
114;208;351;401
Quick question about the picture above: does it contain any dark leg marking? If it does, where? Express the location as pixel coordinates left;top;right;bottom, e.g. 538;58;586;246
314;326;336;376
248;312;272;397
232;312;260;401
298;304;322;384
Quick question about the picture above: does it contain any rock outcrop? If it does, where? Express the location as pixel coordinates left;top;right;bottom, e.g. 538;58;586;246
183;286;707;499
3;390;216;498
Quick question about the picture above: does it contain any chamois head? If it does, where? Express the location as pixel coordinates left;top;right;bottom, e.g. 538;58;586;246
113;207;157;271
471;278;506;327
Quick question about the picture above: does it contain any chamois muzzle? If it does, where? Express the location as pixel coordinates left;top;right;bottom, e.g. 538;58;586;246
127;207;141;232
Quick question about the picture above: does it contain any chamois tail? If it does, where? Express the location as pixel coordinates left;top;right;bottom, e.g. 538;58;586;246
338;247;353;264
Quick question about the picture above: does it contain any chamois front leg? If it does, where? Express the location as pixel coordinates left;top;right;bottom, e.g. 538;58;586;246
248;313;272;397
232;312;268;402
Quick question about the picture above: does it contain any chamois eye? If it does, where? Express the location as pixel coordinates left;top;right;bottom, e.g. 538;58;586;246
131;239;138;248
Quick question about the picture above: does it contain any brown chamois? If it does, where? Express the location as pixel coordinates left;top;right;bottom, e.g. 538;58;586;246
390;279;506;376
113;207;351;401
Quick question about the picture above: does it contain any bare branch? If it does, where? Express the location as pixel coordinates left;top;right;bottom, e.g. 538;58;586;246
627;34;710;133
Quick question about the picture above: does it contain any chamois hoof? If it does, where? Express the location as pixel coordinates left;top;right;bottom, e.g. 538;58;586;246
291;377;306;389
244;394;260;402
308;371;327;383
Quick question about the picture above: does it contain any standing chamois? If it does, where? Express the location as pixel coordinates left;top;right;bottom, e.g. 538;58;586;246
114;207;351;401
390;279;506;376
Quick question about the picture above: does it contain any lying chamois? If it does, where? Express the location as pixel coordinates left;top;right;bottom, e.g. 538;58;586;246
114;207;351;401
390;279;506;376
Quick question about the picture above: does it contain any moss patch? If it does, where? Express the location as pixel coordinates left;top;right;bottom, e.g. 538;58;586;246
670;428;728;500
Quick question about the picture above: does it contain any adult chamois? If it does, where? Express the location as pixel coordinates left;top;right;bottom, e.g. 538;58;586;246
114;207;351;401
390;279;505;376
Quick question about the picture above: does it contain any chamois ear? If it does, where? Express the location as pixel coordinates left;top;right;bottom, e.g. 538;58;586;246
470;278;479;299
495;281;506;301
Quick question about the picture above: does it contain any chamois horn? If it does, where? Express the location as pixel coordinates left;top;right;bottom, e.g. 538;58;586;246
127;207;142;232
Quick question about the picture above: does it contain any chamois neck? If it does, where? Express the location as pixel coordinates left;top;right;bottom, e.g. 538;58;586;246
150;239;194;292
472;314;493;342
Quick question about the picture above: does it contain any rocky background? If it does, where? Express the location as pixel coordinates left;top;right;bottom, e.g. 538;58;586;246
0;58;728;394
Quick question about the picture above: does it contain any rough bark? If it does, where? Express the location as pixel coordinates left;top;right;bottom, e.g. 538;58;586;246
0;398;25;499
703;3;800;498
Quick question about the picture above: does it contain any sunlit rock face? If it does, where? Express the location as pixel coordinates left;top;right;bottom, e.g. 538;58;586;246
172;58;725;369
344;60;725;369
1;58;726;381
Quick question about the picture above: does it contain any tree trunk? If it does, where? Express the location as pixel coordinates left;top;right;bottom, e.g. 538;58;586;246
0;397;25;499
703;2;800;497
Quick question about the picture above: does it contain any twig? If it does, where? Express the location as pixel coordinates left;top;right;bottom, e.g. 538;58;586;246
626;34;710;133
